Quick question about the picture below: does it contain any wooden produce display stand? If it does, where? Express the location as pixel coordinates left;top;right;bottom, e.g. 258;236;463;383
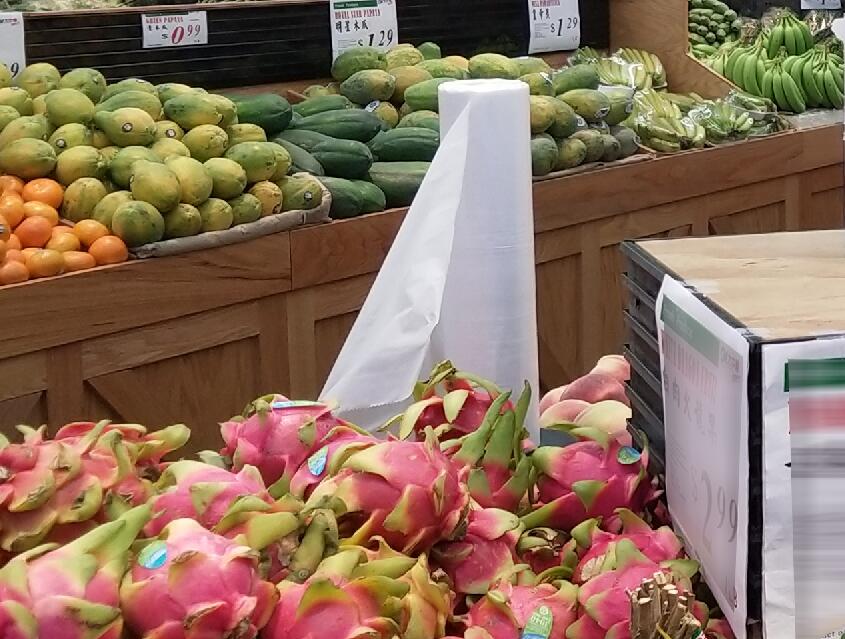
621;229;845;639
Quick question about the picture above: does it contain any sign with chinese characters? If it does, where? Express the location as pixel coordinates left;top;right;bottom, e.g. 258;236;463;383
801;0;841;9
656;276;749;639
0;13;25;79
330;0;398;60
142;12;208;49
527;0;580;54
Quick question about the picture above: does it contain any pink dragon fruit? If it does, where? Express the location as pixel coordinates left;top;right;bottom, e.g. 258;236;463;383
539;400;633;447
304;429;469;554
520;429;658;534
394;361;513;442
288;425;376;500
539;356;631;416
0;422;173;555
433;508;524;595
54;421;189;468
121;518;278;639
566;539;698;639
445;385;533;512
516;527;575;576
0;505;149;639
218;395;351;495
705;618;736;639
569;509;684;584
465;581;579;639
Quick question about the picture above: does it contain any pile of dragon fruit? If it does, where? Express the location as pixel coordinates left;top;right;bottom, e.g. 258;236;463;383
0;355;734;639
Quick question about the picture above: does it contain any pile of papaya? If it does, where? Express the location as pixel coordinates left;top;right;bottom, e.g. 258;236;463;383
0;62;327;250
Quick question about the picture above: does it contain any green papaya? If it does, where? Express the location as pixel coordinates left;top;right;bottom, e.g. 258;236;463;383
276;129;333;153
111;200;165;247
226;123;267;146
544;98;579;138
369;101;400;129
163;203;203;239
600;86;635;126
156;83;197;104
55;145;106;185
0;105;19;133
293;110;382;142
233;93;293;134
225;141;277;183
368;127;439;162
390;66;433;105
266;142;292;181
386;47;424;69
351;179;387;213
599;133;623;162
529;95;557;134
531;134;559;177
552;66;600;95
101;78;156;101
416;60;468;80
311;139;373;179
228;193;263;226
182;125;228;162
130;160;181;212
0;138;57;179
204;157;248;199
367;161;429;207
206;94;238;127
16;63;60;97
418;42;442;60
45;88;96;126
248;181;283;217
92;190;134;229
0;88;33;116
165;155;213;206
95;90;163;121
163;93;225;129
0;115;49;148
59;68;107;103
555;137;588;170
198;198;234;232
320;176;364;219
560;89;611;124
61;177;108;222
293;95;355;118
396;110;440;132
151;138;191;160
94;107;156;147
48;123;93;154
340;70;396;105
468;53;521;79
570;129;605;163
109;146;162;188
404;78;456;112
331;47;388;82
277;174;324;211
520;72;555;96
155;120;185;141
273;139;324;176
514;56;552;75
610;125;640;158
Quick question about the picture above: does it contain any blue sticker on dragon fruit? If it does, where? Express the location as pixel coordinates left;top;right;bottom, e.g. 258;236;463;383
308;445;329;476
272;400;324;410
520;605;552;639
138;541;168;569
617;446;642;465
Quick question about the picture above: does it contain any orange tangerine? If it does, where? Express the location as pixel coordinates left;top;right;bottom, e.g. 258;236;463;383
22;201;59;226
0;260;29;285
51;225;74;237
21;179;64;209
0;194;25;229
4;249;23;263
26;249;64;278
73;219;110;247
63;250;96;272
0;239;5;263
0;176;25;196
6;234;20;250
15;216;53;248
88;235;128;265
46;232;81;252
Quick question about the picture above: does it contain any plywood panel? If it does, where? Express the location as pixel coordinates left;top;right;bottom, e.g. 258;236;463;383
315;312;359;392
0;393;46;436
87;338;262;453
601;245;627;359
709;203;787;236
0;352;47;403
537;255;581;387
806;188;845;230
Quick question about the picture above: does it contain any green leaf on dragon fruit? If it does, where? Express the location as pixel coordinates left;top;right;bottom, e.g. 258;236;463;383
443;389;470;422
521;605;553;639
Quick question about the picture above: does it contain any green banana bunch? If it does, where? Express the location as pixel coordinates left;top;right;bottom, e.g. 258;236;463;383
727;89;777;114
594;57;653;90
635;114;706;153
726;35;768;97
569;46;602;65
761;53;807;113
689;100;755;143
766;13;813;59
631;89;683;120
813;49;845;109
616;47;667;87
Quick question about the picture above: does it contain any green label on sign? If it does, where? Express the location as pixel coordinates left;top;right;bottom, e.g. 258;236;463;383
661;297;720;365
334;0;377;8
521;605;553;639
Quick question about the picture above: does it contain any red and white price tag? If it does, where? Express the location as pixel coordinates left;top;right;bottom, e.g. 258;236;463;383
801;0;842;9
330;0;398;60
142;11;208;49
0;12;26;79
527;0;580;54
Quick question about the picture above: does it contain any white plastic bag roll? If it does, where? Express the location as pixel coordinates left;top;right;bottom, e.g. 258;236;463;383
321;79;540;439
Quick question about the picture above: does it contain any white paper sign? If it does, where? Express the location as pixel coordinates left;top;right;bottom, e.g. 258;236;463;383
330;0;398;60
656;276;749;639
527;0;580;54
142;12;208;49
802;0;842;10
0;13;25;79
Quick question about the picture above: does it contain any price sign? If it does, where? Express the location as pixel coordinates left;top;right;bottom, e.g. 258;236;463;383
802;0;842;9
527;0;580;54
0;13;25;79
142;12;208;49
656;276;749;639
330;0;398;60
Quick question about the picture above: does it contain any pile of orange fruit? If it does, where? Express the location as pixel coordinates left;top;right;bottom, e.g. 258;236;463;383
0;176;129;286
